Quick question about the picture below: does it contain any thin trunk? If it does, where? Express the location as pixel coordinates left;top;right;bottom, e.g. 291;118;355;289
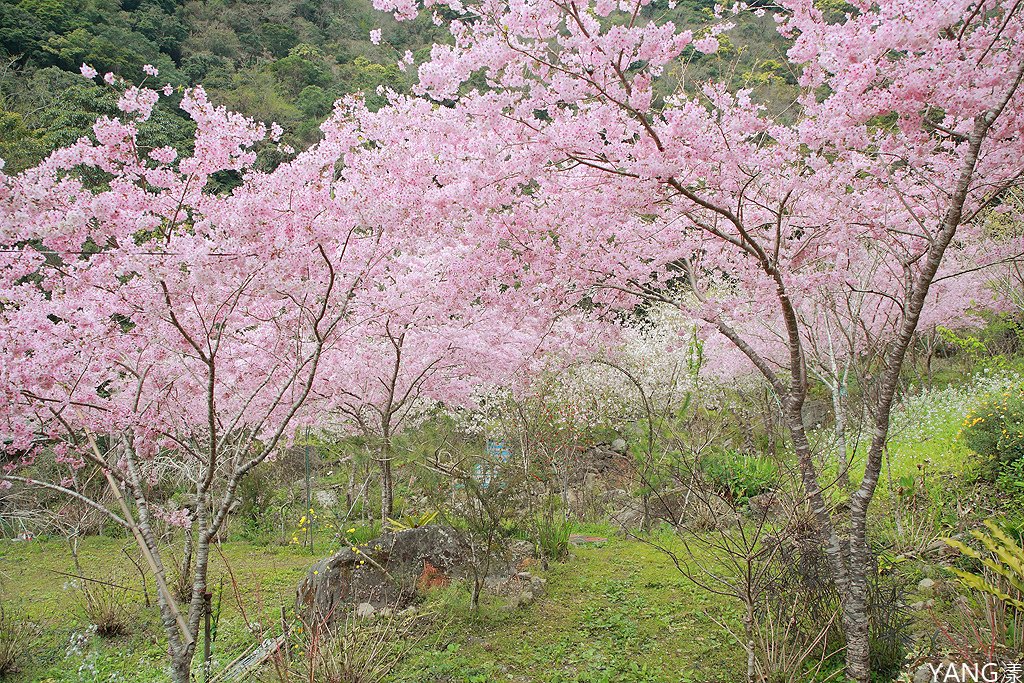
824;321;851;488
830;383;850;488
120;449;194;681
744;601;756;683
380;440;394;521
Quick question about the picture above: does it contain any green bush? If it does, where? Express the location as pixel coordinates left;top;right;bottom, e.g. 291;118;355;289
700;449;777;504
536;518;572;562
961;385;1024;469
998;458;1024;498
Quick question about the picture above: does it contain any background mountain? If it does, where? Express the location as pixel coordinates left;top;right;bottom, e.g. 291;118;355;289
0;0;796;174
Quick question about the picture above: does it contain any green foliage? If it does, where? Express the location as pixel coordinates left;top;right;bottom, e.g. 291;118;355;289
961;383;1024;469
998;457;1024;500
945;519;1024;612
386;510;439;531
269;54;330;97
295;85;334;118
699;449;777;504
536;518;572;562
346;521;383;546
261;23;299;58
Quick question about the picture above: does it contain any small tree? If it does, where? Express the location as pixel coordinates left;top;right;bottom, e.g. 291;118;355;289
0;75;393;681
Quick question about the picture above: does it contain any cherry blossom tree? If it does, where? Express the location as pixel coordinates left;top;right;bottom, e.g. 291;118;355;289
0;77;405;681
366;0;1024;677
323;299;568;520
304;100;592;520
0;74;584;678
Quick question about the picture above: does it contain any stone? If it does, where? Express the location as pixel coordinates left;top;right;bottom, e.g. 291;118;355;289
610;506;643;531
297;525;537;627
296;525;469;627
713;512;742;532
601;488;632;508
913;664;933;683
610;438;627;453
483;576;506;592
417;560;450;591
355;602;375;618
917;577;936;593
569;534;608;546
509;590;535;608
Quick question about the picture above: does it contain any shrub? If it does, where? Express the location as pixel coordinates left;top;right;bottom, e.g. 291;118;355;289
868;574;912;680
961;384;1024;469
0;603;36;675
536;518;572;562
700;449;777;504
289;607;428;683
997;457;1024;499
77;575;134;637
343;522;382;547
385;510;438;532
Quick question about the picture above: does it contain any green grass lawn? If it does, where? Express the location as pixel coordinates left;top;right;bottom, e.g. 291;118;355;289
0;532;744;682
393;534;744;683
9;366;1015;682
0;536;315;682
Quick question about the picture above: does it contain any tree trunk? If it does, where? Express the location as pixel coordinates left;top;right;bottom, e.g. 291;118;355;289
169;651;192;683
830;383;851;488
380;447;394;521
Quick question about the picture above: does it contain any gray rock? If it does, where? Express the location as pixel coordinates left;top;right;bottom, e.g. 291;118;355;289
713;512;742;532
601;489;632;508
513;590;535;607
747;491;786;521
296;525;469;627
917;577;936;593
610;438;627;453
507;540;534;566
611;506;643;531
913;665;933;683
355;602;375;618
483;576;506;592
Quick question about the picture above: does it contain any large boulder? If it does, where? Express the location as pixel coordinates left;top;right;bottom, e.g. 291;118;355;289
296;525;468;626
